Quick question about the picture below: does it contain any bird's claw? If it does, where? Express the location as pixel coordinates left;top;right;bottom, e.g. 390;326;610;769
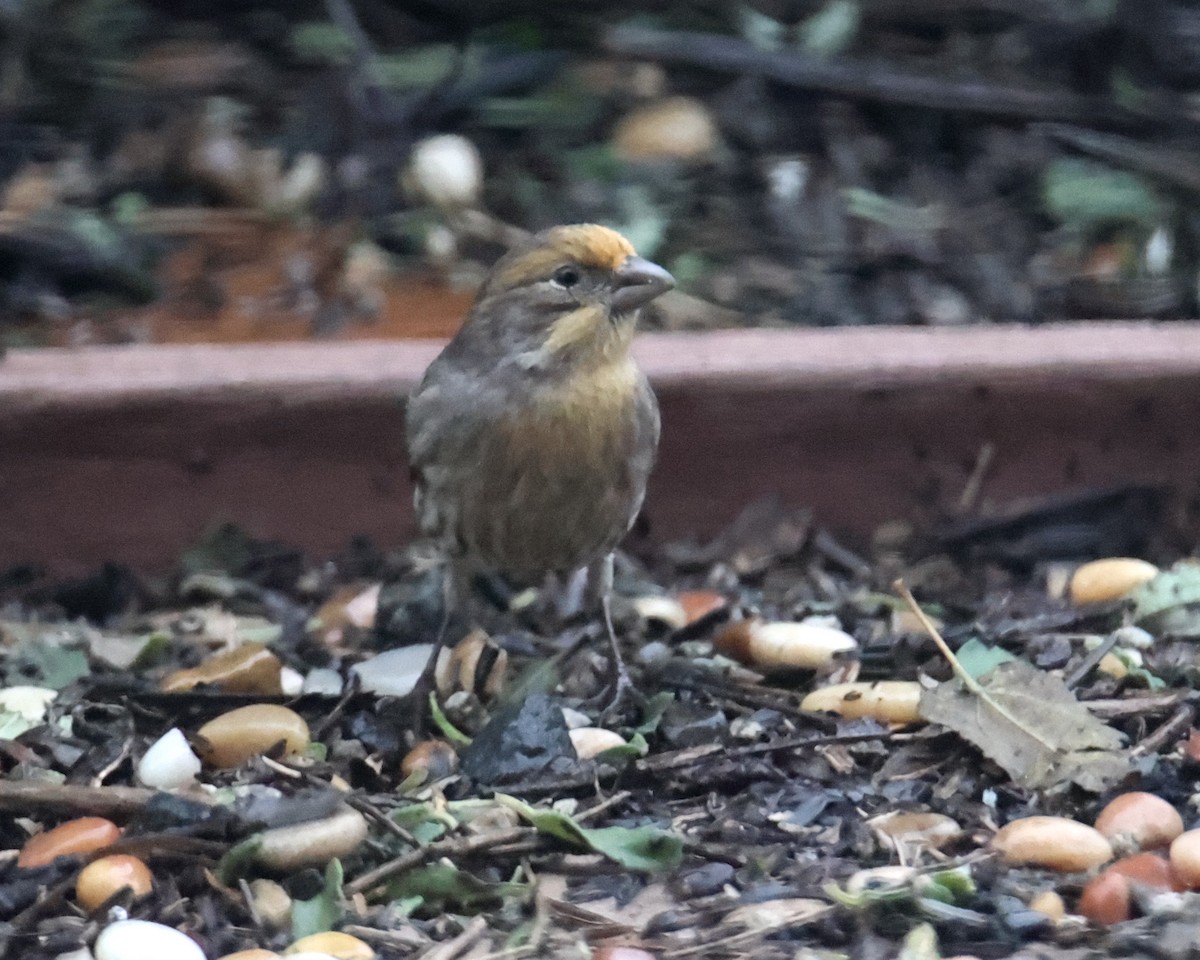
585;663;645;725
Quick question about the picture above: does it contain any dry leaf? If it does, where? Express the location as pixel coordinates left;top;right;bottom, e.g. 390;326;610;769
919;660;1130;792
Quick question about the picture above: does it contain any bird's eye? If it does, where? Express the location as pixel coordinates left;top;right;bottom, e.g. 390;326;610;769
552;266;581;288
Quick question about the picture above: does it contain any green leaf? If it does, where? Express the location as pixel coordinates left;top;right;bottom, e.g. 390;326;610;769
1132;562;1200;636
370;46;481;90
0;710;38;739
635;691;675;735
596;731;649;764
392;801;457;837
496;794;682;873
386;863;526;912
737;6;785;50
1043;157;1164;230
214;835;263;885
289;22;355;65
292;860;344;940
14;639;89;690
955;638;1018;679
429;692;472;747
843;188;942;232
799;0;861;57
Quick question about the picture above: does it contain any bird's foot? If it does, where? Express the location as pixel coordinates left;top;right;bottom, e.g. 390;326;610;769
583;659;645;725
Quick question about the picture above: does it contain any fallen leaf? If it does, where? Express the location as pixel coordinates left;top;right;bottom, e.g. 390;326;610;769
919;660;1129;791
497;794;682;873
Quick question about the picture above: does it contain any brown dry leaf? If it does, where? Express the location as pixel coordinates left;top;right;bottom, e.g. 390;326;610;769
919;660;1130;792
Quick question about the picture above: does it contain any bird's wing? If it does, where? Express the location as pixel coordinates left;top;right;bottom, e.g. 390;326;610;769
405;356;504;539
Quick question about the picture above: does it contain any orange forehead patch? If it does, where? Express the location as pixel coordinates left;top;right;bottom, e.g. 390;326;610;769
544;224;636;269
493;224;636;288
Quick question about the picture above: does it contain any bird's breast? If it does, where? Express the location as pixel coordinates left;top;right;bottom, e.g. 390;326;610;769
460;357;656;582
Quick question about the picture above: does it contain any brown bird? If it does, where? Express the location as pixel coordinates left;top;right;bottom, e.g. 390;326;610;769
406;224;674;709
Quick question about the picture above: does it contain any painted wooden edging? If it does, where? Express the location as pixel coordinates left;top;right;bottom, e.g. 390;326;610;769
3;323;1199;573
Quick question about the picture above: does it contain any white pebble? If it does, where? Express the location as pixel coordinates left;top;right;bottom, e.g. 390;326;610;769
560;707;592;730
405;134;483;209
94;919;206;960
637;641;671;665
1111;625;1156;650
350;644;434;696
302;668;344;695
0;685;56;720
137;728;201;790
279;666;305;697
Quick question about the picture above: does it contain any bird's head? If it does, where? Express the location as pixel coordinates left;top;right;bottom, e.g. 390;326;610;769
465;224;674;369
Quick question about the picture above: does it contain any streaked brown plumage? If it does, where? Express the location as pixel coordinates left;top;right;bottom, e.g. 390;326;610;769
406;224;673;707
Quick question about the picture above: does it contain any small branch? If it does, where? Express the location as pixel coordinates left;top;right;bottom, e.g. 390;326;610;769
956;441;995;515
894;580;981;693
420;915;490;960
345;825;533;897
0;780;210;818
605;27;1144;128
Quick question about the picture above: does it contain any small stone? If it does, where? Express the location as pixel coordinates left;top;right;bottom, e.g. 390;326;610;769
401;740;459;782
161;642;282;695
350;645;434;697
302;668;344;695
569;727;626;760
659;700;727;749
18;817;121;868
94;919;205;960
76;855;153;911
285;931;375;958
460;693;574;784
613;96;718;162
137;727;201;790
671;862;734;898
196;704;310;768
249;878;292;931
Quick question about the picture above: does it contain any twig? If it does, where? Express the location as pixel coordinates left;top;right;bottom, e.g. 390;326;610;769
605;27;1144;127
345;795;420;846
0;780;211;817
893;580;980;693
1131;703;1194;758
575;790;631;823
420;915;489;960
956;441;995;515
664;902;832;958
1063;631;1120;690
345;826;533;896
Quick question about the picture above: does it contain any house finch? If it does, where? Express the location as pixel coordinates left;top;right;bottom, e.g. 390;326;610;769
406;224;674;711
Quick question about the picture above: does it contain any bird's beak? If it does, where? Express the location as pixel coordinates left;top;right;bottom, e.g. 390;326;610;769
612;255;675;313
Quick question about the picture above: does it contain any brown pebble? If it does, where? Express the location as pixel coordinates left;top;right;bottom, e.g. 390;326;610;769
801;681;922;724
991;816;1112;872
1028;889;1065;922
196;704;310;768
285;930;375;958
612;96;717;162
1168;828;1200;888
1069;558;1158;605
162;642;282;695
76;854;153;911
676;591;727;625
401;740;459;782
1094;792;1183;852
18;817;121;868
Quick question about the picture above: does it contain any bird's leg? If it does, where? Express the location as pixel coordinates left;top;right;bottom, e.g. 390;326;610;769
406;561;464;735
583;553;643;720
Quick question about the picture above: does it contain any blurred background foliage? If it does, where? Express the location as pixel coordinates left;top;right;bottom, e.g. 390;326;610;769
3;0;1200;342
